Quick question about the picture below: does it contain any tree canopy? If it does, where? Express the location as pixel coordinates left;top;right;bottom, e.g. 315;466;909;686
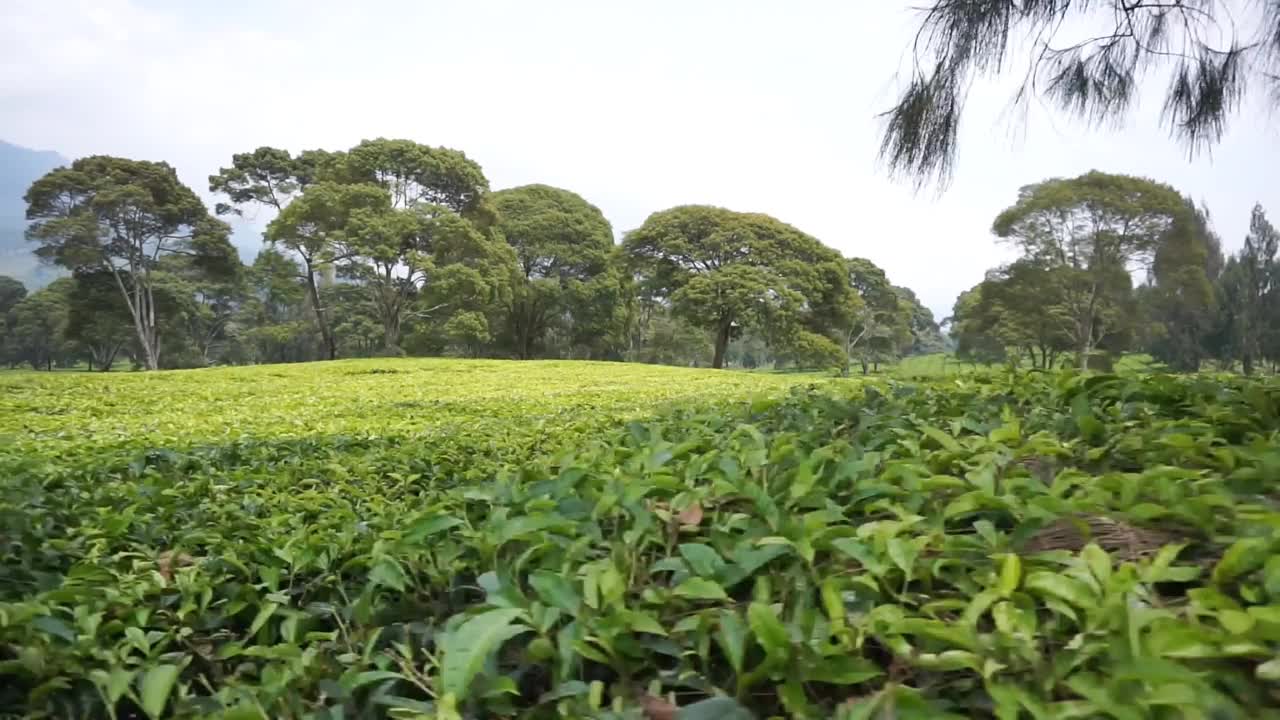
623;206;853;369
992;171;1185;368
24;156;236;370
490;184;621;359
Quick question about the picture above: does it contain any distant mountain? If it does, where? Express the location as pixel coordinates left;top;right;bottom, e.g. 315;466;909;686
0;140;69;290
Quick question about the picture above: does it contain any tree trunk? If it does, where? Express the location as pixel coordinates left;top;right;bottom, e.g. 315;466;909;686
1077;318;1094;371
712;318;732;369
1243;353;1255;376
304;264;337;361
383;313;401;353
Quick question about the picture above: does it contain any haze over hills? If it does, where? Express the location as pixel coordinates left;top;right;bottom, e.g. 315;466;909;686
0;140;68;289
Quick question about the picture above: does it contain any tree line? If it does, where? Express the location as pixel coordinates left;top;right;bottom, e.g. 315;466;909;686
949;172;1279;374
0;139;943;372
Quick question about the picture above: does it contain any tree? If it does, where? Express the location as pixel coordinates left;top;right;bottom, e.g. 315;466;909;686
0;275;29;368
974;260;1076;369
1139;199;1222;371
159;254;247;366
211;147;338;358
341;201;514;352
226;248;319;364
844;258;911;374
947;284;1007;365
883;2;1280;186
992;171;1184;368
333;140;512;353
489;184;621;359
623;206;850;369
894;285;946;355
265;182;387;359
65;270;134;371
340;139;489;215
1220;204;1279;374
0;275;26;315
8;280;72;370
25;156;237;370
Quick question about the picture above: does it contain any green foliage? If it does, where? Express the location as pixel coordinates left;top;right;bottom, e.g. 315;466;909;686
0;274;27;315
843;258;910;373
992;171;1186;369
24;156;236;370
1140;199;1223;372
623;206;853;369
1216;204;1280;375
5;278;73;370
65;270;133;371
3;361;1279;717
490;184;623;360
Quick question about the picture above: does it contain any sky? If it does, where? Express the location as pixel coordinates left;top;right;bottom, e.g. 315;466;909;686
2;0;1277;321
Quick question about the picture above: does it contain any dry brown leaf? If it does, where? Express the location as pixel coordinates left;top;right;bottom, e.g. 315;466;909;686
640;694;678;720
677;501;703;527
157;550;195;581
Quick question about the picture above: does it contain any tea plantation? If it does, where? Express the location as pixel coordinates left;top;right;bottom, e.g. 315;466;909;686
2;360;1280;719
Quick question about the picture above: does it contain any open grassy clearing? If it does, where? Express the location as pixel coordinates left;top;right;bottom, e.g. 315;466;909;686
3;362;1280;718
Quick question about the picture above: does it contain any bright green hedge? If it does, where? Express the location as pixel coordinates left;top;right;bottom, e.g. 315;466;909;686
2;362;1279;718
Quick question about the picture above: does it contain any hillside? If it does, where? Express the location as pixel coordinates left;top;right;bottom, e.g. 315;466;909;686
0;140;68;289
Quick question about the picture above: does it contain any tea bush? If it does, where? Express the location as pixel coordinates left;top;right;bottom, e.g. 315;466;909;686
2;361;1279;718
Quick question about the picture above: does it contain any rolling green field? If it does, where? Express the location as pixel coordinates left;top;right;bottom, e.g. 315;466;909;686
0;359;812;463
3;360;1280;719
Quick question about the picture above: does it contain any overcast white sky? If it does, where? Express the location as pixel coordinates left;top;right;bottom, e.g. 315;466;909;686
2;0;1277;320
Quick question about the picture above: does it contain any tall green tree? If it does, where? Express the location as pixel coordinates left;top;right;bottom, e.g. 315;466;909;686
65;270;134;371
7;279;72;370
340;138;490;215
341;202;514;352
490;184;621;359
843;257;910;374
334;139;511;353
24;156;237;370
1219;204;1279;374
883;2;1280;186
0;275;26;316
236;248;318;364
0;275;29;368
992;171;1184;368
211;147;338;358
975;260;1075;369
894;285;945;355
947;284;1007;365
265;182;387;359
624;206;849;369
1139;200;1223;371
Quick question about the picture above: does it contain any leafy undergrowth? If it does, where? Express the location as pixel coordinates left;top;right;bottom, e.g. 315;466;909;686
3;365;1280;719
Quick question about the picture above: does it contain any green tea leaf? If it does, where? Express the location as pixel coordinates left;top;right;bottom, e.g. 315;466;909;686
674;578;728;600
1025;572;1096;609
440;608;528;698
716;610;747;674
803;655;882;684
747;602;790;662
997;553;1021;597
676;696;755;720
679;543;726;578
529;571;581;614
138;665;180;720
